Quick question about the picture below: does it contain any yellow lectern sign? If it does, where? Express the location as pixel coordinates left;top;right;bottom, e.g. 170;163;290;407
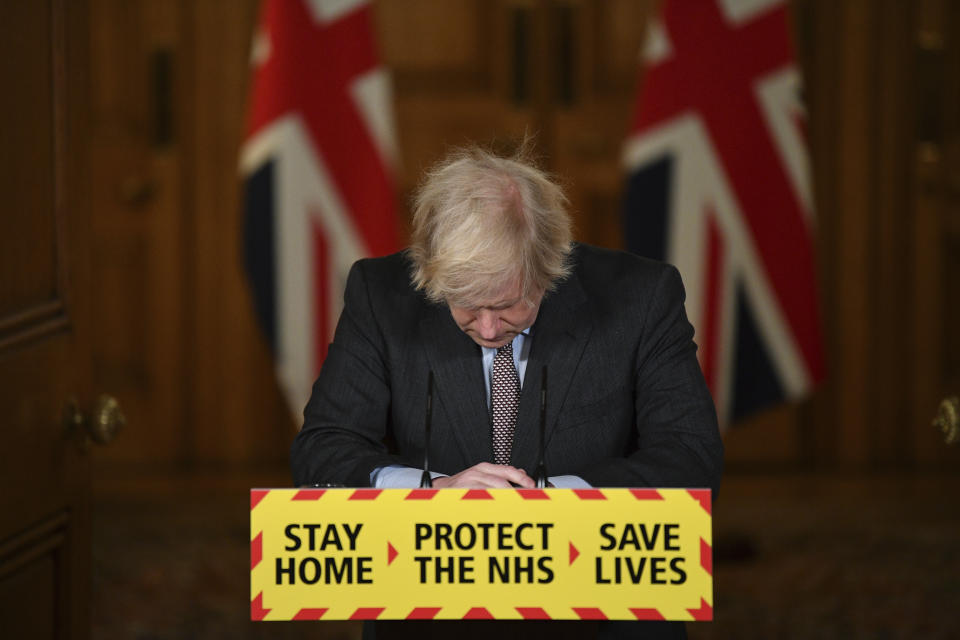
250;488;712;621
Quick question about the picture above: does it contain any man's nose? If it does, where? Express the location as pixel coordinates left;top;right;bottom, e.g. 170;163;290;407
476;309;499;339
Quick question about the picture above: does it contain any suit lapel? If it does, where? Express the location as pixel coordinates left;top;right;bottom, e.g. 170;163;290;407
511;272;592;470
420;304;492;466
418;269;592;473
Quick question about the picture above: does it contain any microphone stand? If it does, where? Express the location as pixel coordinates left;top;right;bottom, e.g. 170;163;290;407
419;371;434;488
534;366;548;489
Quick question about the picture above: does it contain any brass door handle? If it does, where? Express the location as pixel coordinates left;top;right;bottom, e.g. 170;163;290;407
64;395;126;446
933;396;959;445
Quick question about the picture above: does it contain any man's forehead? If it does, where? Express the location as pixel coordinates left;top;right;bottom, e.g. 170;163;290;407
470;282;524;308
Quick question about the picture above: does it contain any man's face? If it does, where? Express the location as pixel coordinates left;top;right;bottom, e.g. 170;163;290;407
448;284;542;349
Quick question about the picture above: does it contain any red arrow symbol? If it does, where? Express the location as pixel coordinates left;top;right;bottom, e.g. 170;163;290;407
387;541;398;565
569;541;579;565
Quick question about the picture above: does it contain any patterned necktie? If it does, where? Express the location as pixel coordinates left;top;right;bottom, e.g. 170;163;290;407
491;342;520;464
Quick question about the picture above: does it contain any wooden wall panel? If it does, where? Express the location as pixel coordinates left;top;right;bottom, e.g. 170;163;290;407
375;0;535;200
791;0;841;468
185;0;294;466
832;0;874;466
88;0;188;467
377;1;488;84
871;0;915;464
86;0;293;470
552;1;653;251
785;0;960;469
592;0;654;95
0;0;58;321
0;515;67;640
911;0;960;467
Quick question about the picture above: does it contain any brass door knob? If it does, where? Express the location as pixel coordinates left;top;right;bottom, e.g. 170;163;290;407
933;396;959;445
64;395;126;446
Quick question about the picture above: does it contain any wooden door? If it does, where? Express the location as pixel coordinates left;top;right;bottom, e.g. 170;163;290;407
0;1;95;638
912;0;960;466
87;0;189;469
86;0;294;471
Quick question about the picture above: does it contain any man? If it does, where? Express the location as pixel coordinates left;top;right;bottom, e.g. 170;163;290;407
291;145;722;639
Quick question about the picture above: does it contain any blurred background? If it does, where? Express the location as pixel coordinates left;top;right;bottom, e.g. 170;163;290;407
1;0;959;638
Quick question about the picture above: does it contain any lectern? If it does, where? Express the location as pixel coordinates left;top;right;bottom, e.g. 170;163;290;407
250;487;713;621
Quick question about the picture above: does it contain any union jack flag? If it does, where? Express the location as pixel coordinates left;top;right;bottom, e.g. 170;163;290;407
241;0;400;418
622;0;825;425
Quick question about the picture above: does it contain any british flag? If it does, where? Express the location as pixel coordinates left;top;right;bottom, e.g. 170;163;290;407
241;0;400;418
622;0;825;425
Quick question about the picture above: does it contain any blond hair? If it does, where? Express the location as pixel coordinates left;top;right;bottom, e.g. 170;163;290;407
408;144;573;307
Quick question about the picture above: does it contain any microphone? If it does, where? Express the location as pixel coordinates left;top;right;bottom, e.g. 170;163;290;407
419;371;434;488
534;365;548;489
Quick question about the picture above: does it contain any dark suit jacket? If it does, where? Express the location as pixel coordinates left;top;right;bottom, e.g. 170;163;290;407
292;243;722;495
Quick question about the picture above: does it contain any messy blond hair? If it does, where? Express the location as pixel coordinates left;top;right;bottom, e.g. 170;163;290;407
408;144;573;307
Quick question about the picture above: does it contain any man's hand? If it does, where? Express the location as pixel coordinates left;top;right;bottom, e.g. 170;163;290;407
432;463;535;489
